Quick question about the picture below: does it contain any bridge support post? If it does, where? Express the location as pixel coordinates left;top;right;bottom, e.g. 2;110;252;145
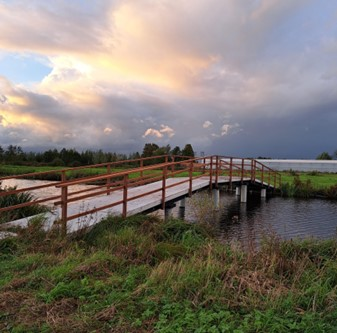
165;203;176;220
240;185;247;203
178;198;186;219
212;188;220;210
261;188;266;198
235;187;240;196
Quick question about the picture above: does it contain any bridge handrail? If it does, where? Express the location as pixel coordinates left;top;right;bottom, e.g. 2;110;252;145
1;155;281;234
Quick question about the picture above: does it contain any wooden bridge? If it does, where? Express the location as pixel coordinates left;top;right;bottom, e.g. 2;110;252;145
0;155;281;234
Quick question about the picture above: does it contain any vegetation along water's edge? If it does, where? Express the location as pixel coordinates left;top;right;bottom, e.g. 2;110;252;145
1;214;336;332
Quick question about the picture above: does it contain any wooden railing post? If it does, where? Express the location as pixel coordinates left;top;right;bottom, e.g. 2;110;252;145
189;160;193;196
107;164;111;195
229;157;233;189
140;158;144;178
171;156;175;174
162;166;167;209
261;165;264;185
241;159;245;183
122;174;128;218
60;171;67;236
215;155;219;188
209;156;213;190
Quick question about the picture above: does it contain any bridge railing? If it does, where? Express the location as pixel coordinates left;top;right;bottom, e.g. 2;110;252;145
1;155;280;234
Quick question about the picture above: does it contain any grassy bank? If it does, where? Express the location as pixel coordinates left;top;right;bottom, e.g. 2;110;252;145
280;171;337;199
1;215;336;332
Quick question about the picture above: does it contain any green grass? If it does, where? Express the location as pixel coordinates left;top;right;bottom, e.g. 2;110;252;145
281;171;337;189
1;215;336;332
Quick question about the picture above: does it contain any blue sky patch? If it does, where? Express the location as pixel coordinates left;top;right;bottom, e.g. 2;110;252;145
0;53;51;84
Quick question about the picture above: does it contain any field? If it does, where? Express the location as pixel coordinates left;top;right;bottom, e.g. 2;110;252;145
1;215;337;332
280;171;337;189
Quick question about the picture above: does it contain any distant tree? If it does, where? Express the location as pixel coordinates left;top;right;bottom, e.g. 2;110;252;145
181;144;195;157
316;152;332;160
170;146;181;156
142;143;159;158
43;149;59;164
0;145;4;160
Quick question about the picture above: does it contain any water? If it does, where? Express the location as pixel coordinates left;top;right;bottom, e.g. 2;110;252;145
164;192;337;244
1;179;97;206
216;194;337;243
2;179;337;243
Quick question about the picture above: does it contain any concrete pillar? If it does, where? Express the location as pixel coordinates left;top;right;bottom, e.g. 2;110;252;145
261;188;266;198
165;207;174;220
178;198;186;219
235;187;240;196
240;185;247;203
179;198;186;208
212;188;220;210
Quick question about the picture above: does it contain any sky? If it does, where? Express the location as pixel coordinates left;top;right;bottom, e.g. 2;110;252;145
1;0;337;159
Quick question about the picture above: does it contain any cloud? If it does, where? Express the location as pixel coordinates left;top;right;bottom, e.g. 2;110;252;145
142;125;175;139
1;1;337;158
221;123;241;136
203;120;212;128
104;127;112;134
143;128;163;139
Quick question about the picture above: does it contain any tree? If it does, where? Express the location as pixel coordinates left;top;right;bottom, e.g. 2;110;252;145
181;144;195;157
170;146;181;156
316;152;332;160
141;143;159;157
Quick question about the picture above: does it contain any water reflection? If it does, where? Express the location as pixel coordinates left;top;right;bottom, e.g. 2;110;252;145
168;191;337;244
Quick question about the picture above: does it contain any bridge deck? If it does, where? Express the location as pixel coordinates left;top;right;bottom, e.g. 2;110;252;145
4;176;253;232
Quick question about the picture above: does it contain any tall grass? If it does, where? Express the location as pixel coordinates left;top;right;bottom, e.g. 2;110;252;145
1;214;336;332
0;184;48;224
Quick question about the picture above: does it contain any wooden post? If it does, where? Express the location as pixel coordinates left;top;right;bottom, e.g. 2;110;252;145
162;166;167;209
122;174;128;218
107;164;111;195
215;155;219;189
140;158;143;178
171;156;175;174
241;159;244;183
209;157;213;190
189;161;193;196
229;157;233;190
60;171;67;236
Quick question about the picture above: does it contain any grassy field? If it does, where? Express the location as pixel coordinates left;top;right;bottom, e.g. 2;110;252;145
1;215;336;332
281;171;337;189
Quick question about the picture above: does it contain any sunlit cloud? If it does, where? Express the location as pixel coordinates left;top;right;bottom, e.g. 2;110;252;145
142;125;175;139
104;127;112;134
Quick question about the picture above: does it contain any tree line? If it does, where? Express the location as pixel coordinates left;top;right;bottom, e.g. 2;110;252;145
0;143;195;167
